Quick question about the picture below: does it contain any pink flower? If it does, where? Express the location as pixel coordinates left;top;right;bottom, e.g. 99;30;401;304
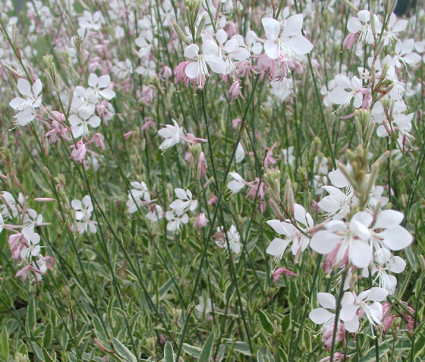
70;140;88;163
272;267;298;282
228;80;244;100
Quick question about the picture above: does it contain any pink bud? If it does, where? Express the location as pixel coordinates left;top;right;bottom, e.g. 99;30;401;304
91;133;105;150
343;33;358;49
194;213;208;229
272;267;298;282
232;118;242;130
208;193;218;205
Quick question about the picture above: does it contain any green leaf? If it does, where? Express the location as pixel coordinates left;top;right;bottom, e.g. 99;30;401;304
159;278;174;300
92;314;109;346
163;342;174;362
112;338;137;362
26;296;36;334
182;343;201;358
0;327;9;360
257;310;274;334
231;341;251;356
43;324;52;348
199;332;214;361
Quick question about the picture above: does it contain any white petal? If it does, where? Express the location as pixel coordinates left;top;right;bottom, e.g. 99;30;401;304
379;226;413;251
389;256;406;273
351;241;372;268
310;230;340;254
184;44;199;59
17;78;32;97
366;287;388;302
206;56;226;74
264;40;279;60
368;302;383;324
318;293;336;309
267;220;292;236
266;237;290;258
344;315;360;333
98;75;110;88
286;35;313;55
262;18;280;41
32;79;43;96
216;29;227;45
309;308;333;325
374;210;403;229
328;168;350;188
185;61;199;79
174;188;187;199
347;17;362;34
88;73;98;88
283;14;303;38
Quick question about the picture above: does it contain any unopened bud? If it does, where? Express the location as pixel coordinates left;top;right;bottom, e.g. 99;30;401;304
263;168;281;201
284;179;295;216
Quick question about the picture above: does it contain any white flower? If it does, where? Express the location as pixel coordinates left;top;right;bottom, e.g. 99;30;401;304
146;204;164;222
328;74;365;108
71;195;97;234
262;15;313;61
340;288;388;333
347;10;381;45
165;210;189;231
391;39;422;68
227;172;246;194
69;110;101;138
282;146;295;166
88;73;116;100
9;78;43;126
169;188;198;214
78;10;103;33
235;143;246;163
158;120;185;151
267;204;314;261
126;181;151;214
368;248;406;294
195;296;213;318
310;209;413;269
215;225;242;254
213;29;249;75
184;41;226;83
270;78;293;101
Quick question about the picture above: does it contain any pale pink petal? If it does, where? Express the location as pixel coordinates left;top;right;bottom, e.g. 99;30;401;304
88;73;98;88
98;75;110;89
